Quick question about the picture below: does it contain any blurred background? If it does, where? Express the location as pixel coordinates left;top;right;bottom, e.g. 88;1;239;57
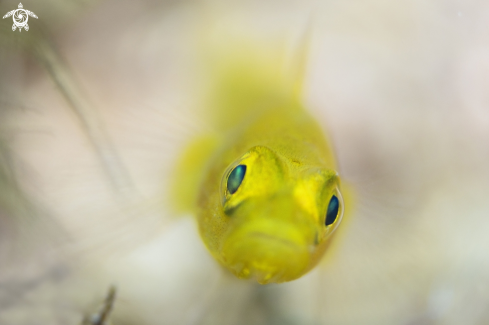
1;0;489;324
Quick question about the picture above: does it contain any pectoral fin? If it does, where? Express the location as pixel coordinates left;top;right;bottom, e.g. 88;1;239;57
170;135;220;214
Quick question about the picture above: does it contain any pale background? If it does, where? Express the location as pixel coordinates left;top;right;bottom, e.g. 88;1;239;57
0;0;488;324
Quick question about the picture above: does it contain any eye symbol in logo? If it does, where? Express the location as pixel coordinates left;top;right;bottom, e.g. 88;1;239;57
3;3;38;32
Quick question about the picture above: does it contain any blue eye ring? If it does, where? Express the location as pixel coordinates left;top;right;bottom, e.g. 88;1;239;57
325;195;340;226
227;164;246;194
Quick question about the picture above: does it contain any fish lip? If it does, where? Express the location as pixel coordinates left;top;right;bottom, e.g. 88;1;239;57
246;231;316;253
247;231;299;247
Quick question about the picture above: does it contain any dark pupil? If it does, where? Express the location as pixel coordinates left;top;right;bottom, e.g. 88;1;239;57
227;165;246;194
325;195;339;226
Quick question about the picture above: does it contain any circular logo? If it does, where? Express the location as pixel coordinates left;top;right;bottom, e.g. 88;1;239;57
13;10;27;27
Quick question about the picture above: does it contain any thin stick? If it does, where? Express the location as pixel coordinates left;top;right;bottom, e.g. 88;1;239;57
32;33;135;197
81;285;117;325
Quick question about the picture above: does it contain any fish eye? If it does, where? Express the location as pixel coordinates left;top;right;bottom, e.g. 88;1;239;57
325;195;340;226
227;165;246;194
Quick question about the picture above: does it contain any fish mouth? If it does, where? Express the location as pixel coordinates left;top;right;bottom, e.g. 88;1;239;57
220;227;311;284
247;231;301;248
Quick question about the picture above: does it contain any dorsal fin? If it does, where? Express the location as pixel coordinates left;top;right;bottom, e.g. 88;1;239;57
198;29;312;134
287;13;314;100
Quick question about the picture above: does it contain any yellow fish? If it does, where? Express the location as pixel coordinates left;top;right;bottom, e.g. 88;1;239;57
172;37;345;284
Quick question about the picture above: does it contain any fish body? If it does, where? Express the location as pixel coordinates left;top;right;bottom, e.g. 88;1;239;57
172;41;344;284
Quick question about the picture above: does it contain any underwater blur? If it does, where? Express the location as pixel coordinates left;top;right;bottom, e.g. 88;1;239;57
1;0;489;324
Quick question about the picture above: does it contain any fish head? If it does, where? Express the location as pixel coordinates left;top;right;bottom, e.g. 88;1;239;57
202;145;344;284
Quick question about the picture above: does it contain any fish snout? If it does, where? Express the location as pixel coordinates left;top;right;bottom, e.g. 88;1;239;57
219;215;316;284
